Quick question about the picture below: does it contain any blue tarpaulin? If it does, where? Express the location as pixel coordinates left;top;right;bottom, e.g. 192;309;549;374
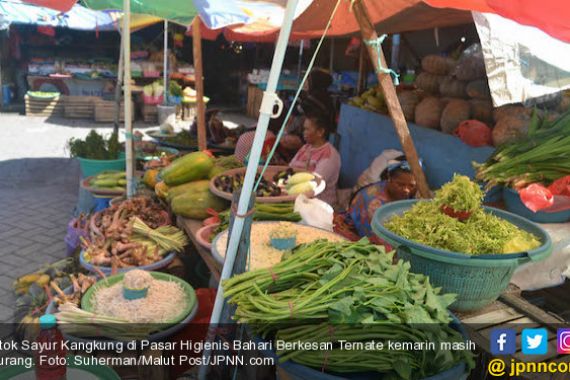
0;0;119;31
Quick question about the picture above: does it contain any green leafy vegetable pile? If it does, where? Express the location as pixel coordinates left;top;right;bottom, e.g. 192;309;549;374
224;239;473;379
385;176;541;254
162;130;197;148
435;174;483;212
475;109;570;189
68;130;120;160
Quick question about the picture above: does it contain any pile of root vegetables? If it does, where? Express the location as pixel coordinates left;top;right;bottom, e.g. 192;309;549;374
82;196;188;269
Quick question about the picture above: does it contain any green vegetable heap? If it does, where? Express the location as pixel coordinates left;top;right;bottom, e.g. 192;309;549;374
68;130;120;160
435;174;483;212
385;175;541;254
224;239;473;379
475;109;570;189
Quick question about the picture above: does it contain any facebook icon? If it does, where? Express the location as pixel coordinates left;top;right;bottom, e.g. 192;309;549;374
490;329;516;355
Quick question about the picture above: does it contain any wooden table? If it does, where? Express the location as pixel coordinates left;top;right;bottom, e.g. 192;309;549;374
177;216;222;282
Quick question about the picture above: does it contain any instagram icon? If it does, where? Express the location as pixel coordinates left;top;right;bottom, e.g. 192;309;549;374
557;329;570;354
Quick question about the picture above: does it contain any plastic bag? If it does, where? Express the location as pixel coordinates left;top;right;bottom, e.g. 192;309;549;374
512;223;570;291
549;175;570;197
454;120;492;147
519;184;553;212
294;194;333;231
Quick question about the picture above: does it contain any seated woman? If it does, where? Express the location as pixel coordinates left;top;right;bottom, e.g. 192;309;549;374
289;113;341;206
334;156;418;242
234;113;288;165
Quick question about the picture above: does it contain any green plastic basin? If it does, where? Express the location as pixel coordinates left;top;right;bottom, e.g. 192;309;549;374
77;157;126;178
372;200;553;311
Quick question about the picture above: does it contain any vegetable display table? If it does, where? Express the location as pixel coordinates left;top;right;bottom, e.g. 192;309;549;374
177;216;222;281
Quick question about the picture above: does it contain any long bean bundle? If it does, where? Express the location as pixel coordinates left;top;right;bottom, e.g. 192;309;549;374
214;202;301;235
223;239;472;379
475;109;570;189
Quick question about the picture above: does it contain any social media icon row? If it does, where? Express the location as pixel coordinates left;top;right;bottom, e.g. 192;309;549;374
490;328;570;355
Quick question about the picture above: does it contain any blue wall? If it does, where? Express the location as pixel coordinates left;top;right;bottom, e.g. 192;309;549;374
337;104;495;189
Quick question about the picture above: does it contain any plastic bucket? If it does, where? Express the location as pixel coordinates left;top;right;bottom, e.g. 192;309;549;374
2;84;12;106
158;105;177;125
77;157;126;178
503;187;570;223
93;195;113;211
372;200;553;311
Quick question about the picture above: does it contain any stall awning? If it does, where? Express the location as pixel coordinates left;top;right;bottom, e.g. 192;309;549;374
189;0;570;44
19;0;570;43
0;0;118;31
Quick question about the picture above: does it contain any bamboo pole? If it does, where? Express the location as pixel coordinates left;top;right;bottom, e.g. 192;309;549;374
122;0;134;198
352;0;431;198
192;18;207;151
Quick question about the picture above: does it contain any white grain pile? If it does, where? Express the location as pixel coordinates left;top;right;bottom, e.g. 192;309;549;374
216;222;344;270
93;277;187;323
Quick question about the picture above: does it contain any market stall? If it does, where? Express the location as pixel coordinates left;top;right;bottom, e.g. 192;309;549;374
7;0;570;380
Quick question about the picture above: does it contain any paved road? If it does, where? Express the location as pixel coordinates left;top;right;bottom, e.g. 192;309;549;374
0;111;254;322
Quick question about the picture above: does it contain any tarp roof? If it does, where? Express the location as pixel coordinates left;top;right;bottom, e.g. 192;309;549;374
0;0;118;31
191;0;473;42
19;0;570;43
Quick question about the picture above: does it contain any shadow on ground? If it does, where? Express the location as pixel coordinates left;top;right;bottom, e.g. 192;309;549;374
0;157;80;189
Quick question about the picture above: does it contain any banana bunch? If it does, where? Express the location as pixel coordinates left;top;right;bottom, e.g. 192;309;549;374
17;314;41;342
286;172;316;195
348;86;388;114
89;170;126;191
13;273;50;295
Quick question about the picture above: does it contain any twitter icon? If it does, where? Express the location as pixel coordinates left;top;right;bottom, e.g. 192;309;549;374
522;328;548;355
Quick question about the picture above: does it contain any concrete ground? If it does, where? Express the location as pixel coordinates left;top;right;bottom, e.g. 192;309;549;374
0;111;254;322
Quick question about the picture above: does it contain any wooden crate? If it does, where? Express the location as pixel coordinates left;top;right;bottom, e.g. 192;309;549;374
63;96;98;119
141;104;158;124
25;95;64;117
94;99;134;123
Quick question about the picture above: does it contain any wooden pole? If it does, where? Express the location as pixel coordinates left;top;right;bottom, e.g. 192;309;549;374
356;41;366;95
113;29;124;135
352;0;431;198
192;18;207;151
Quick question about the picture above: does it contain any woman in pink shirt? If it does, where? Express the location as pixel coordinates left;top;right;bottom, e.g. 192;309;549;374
289;115;341;206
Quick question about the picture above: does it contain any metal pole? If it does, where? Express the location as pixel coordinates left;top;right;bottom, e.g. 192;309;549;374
163;20;168;106
200;1;300;377
122;0;134;198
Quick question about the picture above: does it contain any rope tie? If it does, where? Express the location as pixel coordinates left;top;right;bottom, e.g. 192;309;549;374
268;267;279;282
288;302;294;318
230;204;256;219
364;35;400;86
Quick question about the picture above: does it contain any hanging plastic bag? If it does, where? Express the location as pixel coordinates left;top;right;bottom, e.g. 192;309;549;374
294;194;333;231
519;184;554;212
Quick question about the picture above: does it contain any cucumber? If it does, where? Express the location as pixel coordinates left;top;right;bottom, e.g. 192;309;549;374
92;179;119;187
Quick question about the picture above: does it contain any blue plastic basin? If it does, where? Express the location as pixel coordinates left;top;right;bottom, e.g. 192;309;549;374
503;187;570;223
